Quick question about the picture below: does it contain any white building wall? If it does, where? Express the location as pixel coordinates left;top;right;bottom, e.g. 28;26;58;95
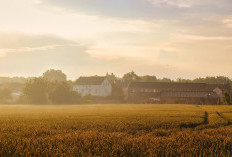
73;78;112;97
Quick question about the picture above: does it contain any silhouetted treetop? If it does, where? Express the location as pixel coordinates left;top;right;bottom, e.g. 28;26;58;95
43;69;67;82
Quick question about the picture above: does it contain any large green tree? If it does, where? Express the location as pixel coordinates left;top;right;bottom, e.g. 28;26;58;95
23;78;51;104
49;82;81;104
122;71;141;82
141;75;157;82
43;69;67;82
106;72;118;83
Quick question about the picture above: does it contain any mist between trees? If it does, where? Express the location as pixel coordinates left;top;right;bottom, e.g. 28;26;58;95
0;70;231;104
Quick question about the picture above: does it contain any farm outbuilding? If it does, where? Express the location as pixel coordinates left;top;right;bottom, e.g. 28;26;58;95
127;82;230;104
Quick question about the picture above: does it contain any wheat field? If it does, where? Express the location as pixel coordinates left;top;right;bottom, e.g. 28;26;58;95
0;104;231;156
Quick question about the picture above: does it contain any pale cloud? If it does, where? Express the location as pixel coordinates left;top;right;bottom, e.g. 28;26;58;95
223;16;232;28
0;32;76;49
0;32;80;57
147;0;199;8
148;0;229;9
0;0;160;39
0;44;80;57
0;32;180;79
175;34;232;41
39;0;232;20
0;0;232;79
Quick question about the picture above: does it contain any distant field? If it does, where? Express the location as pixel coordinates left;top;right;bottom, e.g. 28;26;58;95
0;104;231;156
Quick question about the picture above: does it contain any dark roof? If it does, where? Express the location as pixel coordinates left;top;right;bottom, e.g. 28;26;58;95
75;77;106;85
161;91;218;98
115;80;131;88
129;82;230;92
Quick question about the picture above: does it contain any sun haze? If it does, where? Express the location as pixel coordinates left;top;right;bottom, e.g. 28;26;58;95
0;0;232;79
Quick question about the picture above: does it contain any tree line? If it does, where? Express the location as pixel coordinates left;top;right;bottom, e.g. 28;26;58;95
121;71;232;86
0;69;231;104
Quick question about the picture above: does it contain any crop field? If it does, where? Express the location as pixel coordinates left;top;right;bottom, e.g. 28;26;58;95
0;104;231;156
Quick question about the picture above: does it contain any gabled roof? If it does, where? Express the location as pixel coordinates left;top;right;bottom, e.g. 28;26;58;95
129;82;230;92
75;76;106;85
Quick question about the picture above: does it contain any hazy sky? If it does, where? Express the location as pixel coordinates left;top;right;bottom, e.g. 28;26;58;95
1;0;232;80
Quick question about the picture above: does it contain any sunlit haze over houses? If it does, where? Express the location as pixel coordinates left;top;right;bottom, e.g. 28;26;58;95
0;0;232;79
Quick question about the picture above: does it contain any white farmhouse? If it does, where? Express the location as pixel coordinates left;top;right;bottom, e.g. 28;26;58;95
73;76;112;97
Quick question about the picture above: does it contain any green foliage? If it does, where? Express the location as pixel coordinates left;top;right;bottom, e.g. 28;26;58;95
0;77;28;92
121;72;231;87
158;77;173;82
0;76;28;84
141;75;157;82
176;78;192;83
106;72;118;83
49;82;81;104
49;82;72;104
122;71;141;82
111;83;124;101
122;72;173;83
23;77;50;104
43;69;67;82
22;78;82;104
0;88;12;103
106;73;124;101
193;76;232;87
69;91;82;104
223;92;231;105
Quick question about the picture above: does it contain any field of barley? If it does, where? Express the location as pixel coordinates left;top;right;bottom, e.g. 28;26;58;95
0;104;231;156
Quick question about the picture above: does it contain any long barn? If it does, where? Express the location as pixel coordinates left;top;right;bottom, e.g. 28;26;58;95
127;82;230;104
